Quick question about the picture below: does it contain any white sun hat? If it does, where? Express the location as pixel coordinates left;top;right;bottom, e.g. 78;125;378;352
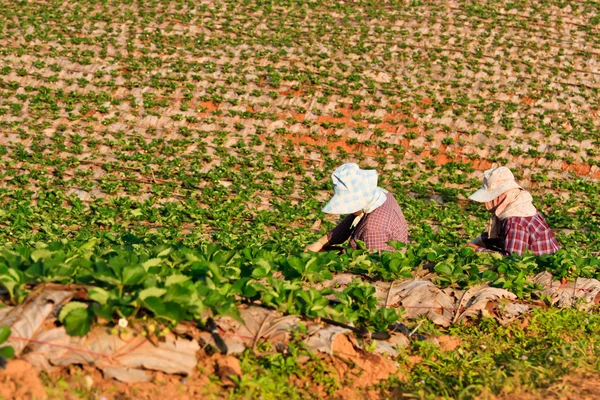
322;163;383;214
469;166;522;203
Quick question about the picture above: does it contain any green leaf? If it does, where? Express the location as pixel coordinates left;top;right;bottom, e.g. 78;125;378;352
0;326;10;344
254;259;271;270
108;255;127;273
0;345;15;359
161;301;186;323
388;241;407;251
459;247;476;257
143;297;185;323
214;302;243;323
31;249;54;262
165;274;190;287
434;263;453;276
0;276;17;298
320;270;333;280
157;248;172;257
78;239;98;251
143;296;166;316
90;303;114;321
493;277;506;286
88;287;110;305
251;266;270;279
142;258;163;271
165;283;195;303
122;265;146;286
389;258;402;271
138;287;167;301
64;307;91;337
481;270;498;281
58;302;88;324
94;264;120;285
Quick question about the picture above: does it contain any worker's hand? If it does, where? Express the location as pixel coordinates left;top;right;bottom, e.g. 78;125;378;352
304;242;323;253
466;242;479;249
304;235;329;253
470;235;485;247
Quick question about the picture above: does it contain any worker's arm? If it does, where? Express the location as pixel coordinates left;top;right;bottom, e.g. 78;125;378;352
304;234;329;252
305;214;355;252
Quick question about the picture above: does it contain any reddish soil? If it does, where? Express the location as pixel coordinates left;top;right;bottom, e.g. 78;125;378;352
110;93;599;181
479;372;600;400
214;354;242;387
437;335;461;351
0;360;47;400
269;132;371;155
284;112;306;122
562;161;597;178
48;364;218;400
520;97;537;106
197;101;219;112
276;128;600;180
240;90;600;180
329;334;401;388
7;336;597;400
543;374;600;400
279;88;304;97
262;109;599;180
34;342;403;400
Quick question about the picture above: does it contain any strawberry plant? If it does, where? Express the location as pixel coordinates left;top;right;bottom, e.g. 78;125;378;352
0;326;14;369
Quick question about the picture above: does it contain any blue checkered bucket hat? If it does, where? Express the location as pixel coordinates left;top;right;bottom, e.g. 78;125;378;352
322;163;380;214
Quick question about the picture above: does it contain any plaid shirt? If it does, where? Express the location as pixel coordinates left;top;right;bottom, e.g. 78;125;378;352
477;212;560;256
327;193;408;252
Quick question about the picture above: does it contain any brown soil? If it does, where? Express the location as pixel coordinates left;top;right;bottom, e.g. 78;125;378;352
0;360;47;400
36;342;403;400
265;127;600;182
7;338;597;400
330;334;401;389
520;97;537;106
256;96;600;180
45;361;221;400
332;387;385;400
479;372;600;400
406;355;423;365
543;374;600;400
214;354;242;387
198;100;219;112
437;335;461;351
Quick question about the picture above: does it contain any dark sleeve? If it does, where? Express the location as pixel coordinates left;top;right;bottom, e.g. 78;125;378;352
474;231;505;255
475;219;526;256
327;215;355;245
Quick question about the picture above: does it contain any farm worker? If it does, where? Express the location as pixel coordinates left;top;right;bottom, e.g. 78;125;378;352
467;166;560;256
305;163;409;253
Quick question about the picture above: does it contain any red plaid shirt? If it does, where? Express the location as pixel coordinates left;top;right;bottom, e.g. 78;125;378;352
327;192;409;252
477;212;560;256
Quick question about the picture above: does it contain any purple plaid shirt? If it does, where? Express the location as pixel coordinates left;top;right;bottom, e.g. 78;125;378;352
477;212;560;256
327;192;408;252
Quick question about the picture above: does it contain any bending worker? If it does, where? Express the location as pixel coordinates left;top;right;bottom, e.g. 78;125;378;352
305;163;408;253
467;166;560;255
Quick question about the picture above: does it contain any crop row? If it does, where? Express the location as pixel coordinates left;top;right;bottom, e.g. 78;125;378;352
1;239;598;336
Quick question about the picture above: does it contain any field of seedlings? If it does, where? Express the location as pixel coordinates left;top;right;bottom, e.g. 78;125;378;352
1;0;600;398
